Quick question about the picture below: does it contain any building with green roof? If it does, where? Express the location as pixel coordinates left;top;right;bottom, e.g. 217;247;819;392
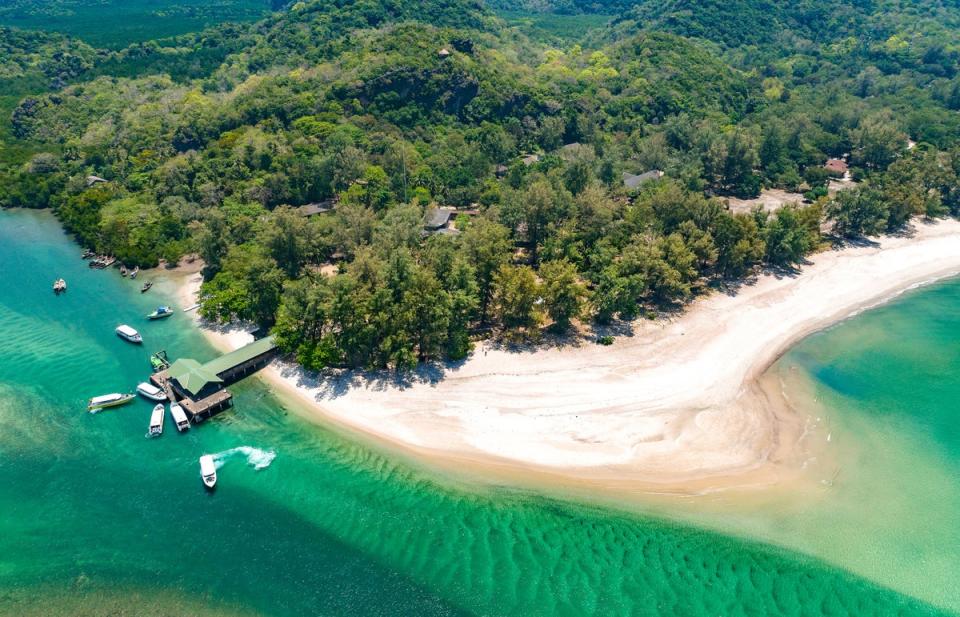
164;335;278;404
167;358;224;399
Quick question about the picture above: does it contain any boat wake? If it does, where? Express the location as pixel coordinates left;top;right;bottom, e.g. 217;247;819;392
211;446;276;471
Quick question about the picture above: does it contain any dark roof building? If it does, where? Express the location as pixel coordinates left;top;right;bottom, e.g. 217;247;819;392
298;199;336;217
424;207;455;230
622;170;664;189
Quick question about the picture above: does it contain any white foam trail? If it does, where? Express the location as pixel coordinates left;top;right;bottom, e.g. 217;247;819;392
211;446;276;471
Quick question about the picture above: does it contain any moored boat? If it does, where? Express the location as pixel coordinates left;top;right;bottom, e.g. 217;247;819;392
170;403;190;432
141;281;153;293
115;324;143;344
136;382;167;401
149;350;170;372
199;455;217;489
53;278;67;294
148;404;164;437
130;266;140;279
147;306;174;320
120;265;128;277
87;392;135;412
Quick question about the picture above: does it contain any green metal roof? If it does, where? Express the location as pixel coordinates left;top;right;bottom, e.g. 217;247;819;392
201;335;277;377
168;358;223;396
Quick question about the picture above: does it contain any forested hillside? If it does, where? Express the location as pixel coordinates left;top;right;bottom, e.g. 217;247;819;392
2;0;959;371
0;0;271;48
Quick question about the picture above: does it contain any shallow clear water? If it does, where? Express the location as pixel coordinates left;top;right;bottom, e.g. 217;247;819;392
0;209;950;616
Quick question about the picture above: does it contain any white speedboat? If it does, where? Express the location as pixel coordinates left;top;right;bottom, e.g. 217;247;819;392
115;324;142;344
170;403;190;432
136;382;167;402
148;404;164;437
87;392;135;412
199;455;217;489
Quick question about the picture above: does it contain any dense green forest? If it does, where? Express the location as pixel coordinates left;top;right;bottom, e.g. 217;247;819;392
0;0;271;49
2;0;959;371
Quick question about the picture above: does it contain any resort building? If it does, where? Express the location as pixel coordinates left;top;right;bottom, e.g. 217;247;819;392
152;336;278;423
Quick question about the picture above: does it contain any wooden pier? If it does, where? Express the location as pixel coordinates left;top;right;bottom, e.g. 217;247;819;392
150;336;277;424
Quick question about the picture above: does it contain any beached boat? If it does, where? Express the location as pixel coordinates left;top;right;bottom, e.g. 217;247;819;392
170;403;190;432
141;281;153;293
120;265;128;277
183;303;201;312
130;266;140;279
87;392;135;412
199;455;217;489
53;278;66;294
115;324;143;344
147;306;174;320
150;350;170;372
136;382;167;402
148;404;165;437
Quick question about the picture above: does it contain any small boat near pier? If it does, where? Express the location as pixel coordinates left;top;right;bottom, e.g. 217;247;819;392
170;403;190;432
136;382;167;401
116;324;143;344
150;350;170;372
148;404;164;437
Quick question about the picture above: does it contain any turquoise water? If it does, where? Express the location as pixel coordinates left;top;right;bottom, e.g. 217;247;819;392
0;208;951;616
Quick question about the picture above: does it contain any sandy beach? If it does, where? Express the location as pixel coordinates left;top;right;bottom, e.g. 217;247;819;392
174;219;960;494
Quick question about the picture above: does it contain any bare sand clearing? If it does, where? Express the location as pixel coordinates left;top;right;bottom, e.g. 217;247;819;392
175;219;960;494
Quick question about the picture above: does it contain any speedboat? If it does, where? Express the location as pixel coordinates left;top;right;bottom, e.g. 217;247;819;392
130;266;140;279
136;382;167;401
141;281;153;293
170;403;190;432
146;306;174;320
53;278;67;294
148;404;164;437
199;455;217;489
87;392;135;412
116;324;142;344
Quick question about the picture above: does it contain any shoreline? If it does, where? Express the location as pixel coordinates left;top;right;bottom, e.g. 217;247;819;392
172;218;960;495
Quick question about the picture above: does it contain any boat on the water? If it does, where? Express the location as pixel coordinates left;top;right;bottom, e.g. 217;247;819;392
87;392;135;412
53;278;67;294
136;382;167;401
115;324;142;344
89;256;117;270
141;281;153;293
149;350;170;372
130;266;140;279
120;265;128;277
147;306;174;320
148;404;164;437
170;403;190;432
199;455;217;489
81;248;95;259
